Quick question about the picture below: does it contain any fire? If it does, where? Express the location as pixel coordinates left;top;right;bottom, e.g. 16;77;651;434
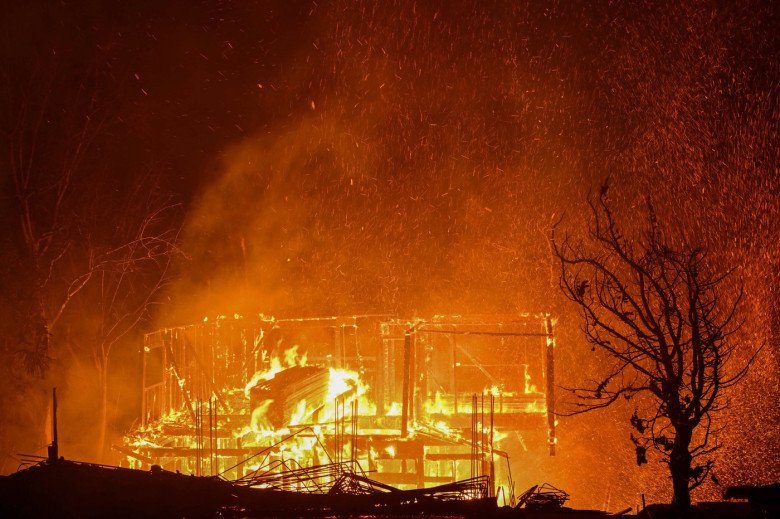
248;399;274;433
424;391;448;414
326;368;362;401
121;314;556;495
244;344;309;398
386;402;403;416
524;366;538;394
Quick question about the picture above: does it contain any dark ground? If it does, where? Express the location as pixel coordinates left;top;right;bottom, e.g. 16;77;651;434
1;458;776;519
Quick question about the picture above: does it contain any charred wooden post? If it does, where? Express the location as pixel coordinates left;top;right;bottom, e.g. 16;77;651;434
47;387;58;463
449;334;458;413
401;330;412;437
544;314;556;456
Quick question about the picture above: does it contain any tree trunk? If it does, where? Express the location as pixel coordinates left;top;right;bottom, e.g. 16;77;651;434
97;358;108;463
669;427;693;510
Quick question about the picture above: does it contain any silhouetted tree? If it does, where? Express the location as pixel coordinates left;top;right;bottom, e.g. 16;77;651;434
0;35;110;468
79;171;183;461
3;66;103;376
550;182;758;510
1;28;182;465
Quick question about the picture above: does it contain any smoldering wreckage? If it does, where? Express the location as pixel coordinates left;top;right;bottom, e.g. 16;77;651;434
1;314;777;518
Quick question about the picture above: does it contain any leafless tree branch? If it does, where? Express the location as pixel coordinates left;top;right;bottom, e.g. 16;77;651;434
550;179;758;509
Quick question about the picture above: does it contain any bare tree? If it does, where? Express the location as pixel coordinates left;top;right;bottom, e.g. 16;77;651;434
550;181;758;510
1;33;182;465
3;60;106;375
82;177;183;461
0;38;113;469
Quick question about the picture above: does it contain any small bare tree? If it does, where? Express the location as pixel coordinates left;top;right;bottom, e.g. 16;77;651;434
87;192;182;461
1;43;113;468
2;42;182;464
4;65;105;375
550;181;758;509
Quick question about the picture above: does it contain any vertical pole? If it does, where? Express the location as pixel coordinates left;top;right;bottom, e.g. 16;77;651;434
209;398;214;475
470;395;473;481
415;439;425;489
48;388;58;463
334;327;342;369
340;399;345;468
140;339;147;427
341;325;347;368
378;337;386;416
236;436;243;479
194;399;197;476
351;400;358;468
162;335;168;418
401;331;412;437
490;393;495;498
214;397;218;475
471;394;477;481
449;336;457;414
388;337;396;405
337;398;340;467
409;331;416;425
481;393;485;479
418;332;428;422
334;398;340;467
544;315;556;456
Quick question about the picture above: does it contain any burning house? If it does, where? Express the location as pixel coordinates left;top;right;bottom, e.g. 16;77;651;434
116;313;556;499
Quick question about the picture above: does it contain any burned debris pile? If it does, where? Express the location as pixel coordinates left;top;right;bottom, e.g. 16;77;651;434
5;455;773;518
516;483;570;510
0;456;497;518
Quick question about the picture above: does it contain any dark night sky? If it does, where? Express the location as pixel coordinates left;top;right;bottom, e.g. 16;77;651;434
3;0;322;198
1;0;779;510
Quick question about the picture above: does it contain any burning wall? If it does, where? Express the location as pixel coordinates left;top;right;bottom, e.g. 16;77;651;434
118;313;555;497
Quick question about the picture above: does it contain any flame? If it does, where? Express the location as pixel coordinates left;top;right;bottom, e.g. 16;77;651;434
250;399;274;432
327;368;361;400
525;400;546;413
244;345;308;398
424;391;447;414
289;398;309;425
523;365;538;394
124;321;552;495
